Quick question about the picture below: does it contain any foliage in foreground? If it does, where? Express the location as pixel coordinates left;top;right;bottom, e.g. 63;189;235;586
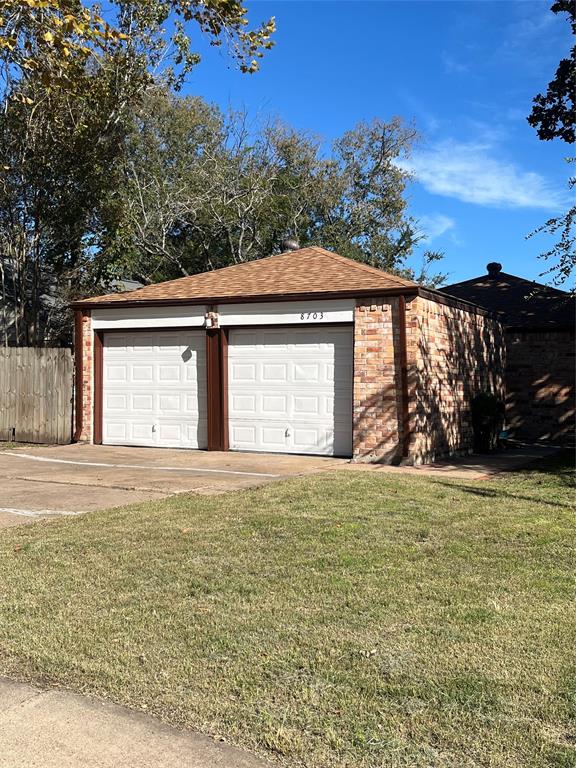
527;0;575;288
0;457;574;767
0;0;269;347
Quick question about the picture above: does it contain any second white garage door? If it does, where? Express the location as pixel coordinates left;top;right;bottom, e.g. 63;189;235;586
102;330;207;448
228;326;353;456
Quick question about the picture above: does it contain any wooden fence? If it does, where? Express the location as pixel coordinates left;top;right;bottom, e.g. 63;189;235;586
0;347;73;444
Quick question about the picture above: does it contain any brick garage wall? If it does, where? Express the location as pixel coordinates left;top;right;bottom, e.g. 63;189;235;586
505;329;575;443
352;296;406;462
76;310;93;442
408;295;505;464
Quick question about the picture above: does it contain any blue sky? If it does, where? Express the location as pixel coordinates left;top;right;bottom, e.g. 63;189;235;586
183;0;572;286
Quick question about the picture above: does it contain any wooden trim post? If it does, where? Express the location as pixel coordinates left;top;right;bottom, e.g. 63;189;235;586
93;330;103;444
206;329;229;451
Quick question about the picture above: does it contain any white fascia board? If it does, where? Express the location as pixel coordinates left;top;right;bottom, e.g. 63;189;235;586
218;299;354;327
92;305;207;330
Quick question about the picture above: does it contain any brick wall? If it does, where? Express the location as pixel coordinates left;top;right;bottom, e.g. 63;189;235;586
352;295;505;464
77;310;93;442
409;295;505;463
505;329;575;444
352;297;404;461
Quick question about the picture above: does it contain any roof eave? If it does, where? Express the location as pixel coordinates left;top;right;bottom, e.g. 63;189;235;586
71;284;499;319
417;286;501;319
70;285;419;310
505;323;575;333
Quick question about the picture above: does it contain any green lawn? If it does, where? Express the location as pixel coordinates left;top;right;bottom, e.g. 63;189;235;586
0;456;574;767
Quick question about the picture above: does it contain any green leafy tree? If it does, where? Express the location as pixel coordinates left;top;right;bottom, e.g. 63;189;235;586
527;0;575;143
0;1;275;345
102;90;425;284
0;0;275;98
527;0;575;287
0;59;131;345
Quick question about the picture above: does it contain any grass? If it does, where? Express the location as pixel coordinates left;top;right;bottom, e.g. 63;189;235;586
0;454;574;767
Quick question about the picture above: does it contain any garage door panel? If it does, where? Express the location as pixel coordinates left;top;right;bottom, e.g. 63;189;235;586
132;393;154;412
106;364;128;382
293;394;320;416
102;330;207;449
132;422;154;440
230;394;256;414
293;363;320;383
131;336;155;351
104;422;127;441
262;363;287;382
228;326;353;457
131;365;154;382
230;424;257;446
105;393;127;411
158;365;181;382
261;394;288;415
158;394;181;412
230;363;257;383
184;362;203;382
184;392;203;414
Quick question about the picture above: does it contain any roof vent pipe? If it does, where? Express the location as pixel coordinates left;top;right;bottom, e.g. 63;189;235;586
282;237;300;252
487;262;502;277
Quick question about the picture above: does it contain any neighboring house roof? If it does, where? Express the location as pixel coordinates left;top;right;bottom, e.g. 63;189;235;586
73;247;418;307
109;278;144;292
441;263;575;330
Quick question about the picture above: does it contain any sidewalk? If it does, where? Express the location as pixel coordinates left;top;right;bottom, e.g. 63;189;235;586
347;442;565;481
0;678;270;768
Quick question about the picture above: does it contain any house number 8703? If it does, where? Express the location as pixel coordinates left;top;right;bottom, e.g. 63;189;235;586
300;311;324;320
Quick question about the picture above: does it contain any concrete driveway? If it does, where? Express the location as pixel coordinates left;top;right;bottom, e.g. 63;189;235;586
0;443;346;528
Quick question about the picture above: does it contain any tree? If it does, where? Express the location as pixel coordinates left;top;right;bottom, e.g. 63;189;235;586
0;1;275;346
0;0;275;99
311;118;418;270
527;0;575;143
101;89;423;285
0;58;131;346
527;0;575;287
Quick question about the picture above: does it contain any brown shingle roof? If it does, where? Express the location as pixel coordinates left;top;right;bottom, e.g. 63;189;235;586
75;247;417;307
441;267;575;330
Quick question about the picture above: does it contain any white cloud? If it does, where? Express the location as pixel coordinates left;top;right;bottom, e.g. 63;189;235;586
400;140;566;211
441;51;470;76
416;213;456;242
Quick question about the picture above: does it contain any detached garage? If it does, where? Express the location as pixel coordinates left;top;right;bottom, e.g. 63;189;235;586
73;246;505;464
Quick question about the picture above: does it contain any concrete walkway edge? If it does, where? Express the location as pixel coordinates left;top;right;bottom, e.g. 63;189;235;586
0;677;271;768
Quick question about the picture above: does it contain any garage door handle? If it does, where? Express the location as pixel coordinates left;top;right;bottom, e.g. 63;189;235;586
152;425;157;433
285;427;291;438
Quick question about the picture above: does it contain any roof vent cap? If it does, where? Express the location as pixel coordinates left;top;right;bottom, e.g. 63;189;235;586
487;262;502;277
282;237;300;252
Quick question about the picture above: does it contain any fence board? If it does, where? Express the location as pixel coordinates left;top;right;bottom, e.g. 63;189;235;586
0;347;73;444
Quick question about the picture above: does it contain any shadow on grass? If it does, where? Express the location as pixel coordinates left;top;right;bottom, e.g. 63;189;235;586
431;450;575;509
431;481;572;509
506;449;575;482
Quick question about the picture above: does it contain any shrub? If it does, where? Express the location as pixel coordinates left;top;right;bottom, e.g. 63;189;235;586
471;391;505;452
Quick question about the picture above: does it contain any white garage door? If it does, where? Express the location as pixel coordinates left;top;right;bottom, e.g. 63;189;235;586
228;326;353;456
102;330;207;448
